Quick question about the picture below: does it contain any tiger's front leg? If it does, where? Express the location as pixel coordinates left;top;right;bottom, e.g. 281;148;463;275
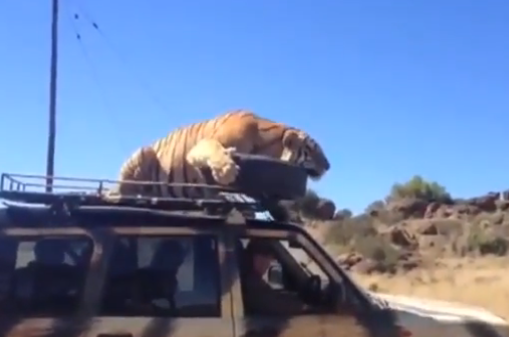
186;139;240;185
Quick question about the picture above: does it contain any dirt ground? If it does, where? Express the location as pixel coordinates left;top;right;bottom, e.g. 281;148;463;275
351;256;509;321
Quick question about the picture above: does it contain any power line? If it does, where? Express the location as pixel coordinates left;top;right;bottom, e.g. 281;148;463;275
64;4;116;116
67;0;172;115
63;2;125;152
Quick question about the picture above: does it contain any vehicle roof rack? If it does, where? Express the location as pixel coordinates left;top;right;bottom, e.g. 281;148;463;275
0;173;291;222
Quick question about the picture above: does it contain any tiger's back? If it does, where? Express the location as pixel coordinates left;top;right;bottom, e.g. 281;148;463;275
116;110;257;197
114;109;330;198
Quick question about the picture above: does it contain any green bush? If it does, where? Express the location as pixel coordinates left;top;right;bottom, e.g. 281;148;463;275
389;175;451;202
325;214;377;246
365;200;385;214
282;189;319;220
334;208;353;220
354;235;402;273
290;189;339;220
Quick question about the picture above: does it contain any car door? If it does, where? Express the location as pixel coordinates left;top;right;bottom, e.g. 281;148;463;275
230;227;380;337
84;226;236;337
0;226;102;337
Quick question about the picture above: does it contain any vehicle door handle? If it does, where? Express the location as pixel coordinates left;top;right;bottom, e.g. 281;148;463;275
97;334;133;337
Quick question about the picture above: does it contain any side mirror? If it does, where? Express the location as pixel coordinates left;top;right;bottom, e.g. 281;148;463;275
302;274;323;305
307;274;322;292
267;264;299;292
267;265;283;286
288;240;300;249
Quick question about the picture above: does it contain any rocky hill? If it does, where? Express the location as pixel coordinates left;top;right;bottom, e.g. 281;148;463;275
289;177;509;275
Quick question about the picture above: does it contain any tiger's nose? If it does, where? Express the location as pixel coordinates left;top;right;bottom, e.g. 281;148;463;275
323;159;330;171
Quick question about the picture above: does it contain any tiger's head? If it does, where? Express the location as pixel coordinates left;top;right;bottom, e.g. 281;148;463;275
281;130;330;181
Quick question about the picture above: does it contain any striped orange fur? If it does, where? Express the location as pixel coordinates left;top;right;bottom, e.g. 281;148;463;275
110;110;330;198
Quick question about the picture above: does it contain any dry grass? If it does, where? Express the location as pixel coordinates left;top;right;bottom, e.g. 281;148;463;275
351;257;509;320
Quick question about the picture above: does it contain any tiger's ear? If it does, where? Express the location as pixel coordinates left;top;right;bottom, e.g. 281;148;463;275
283;130;302;149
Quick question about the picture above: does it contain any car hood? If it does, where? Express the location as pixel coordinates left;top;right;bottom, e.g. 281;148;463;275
368;291;508;328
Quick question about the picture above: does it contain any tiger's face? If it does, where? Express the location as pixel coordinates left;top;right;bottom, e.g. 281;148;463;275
282;130;330;181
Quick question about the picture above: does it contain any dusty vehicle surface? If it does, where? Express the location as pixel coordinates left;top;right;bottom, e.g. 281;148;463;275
0;173;507;337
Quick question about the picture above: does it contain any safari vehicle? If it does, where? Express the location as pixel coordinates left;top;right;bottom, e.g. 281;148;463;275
0;170;508;337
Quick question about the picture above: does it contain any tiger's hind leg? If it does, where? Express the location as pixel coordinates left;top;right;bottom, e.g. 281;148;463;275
105;146;161;200
186;139;240;185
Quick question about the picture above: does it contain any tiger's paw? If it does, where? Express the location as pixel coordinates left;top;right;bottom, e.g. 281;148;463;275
187;140;239;185
101;190;122;203
208;147;239;185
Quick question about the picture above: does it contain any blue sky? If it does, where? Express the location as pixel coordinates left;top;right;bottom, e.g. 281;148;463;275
0;0;508;214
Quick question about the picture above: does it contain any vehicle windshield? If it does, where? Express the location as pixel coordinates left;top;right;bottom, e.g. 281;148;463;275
281;240;373;301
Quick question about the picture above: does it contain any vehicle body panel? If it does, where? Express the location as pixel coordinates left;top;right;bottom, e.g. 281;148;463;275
0;206;508;337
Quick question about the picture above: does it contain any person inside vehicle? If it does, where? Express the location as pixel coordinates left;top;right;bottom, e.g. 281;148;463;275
102;239;138;315
34;239;80;293
33;239;67;267
20;239;67;289
241;239;309;316
147;239;186;311
118;239;186;316
15;239;75;313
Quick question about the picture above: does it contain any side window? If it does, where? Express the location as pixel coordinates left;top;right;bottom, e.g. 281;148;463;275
238;237;336;316
101;234;221;318
0;236;93;317
237;239;282;289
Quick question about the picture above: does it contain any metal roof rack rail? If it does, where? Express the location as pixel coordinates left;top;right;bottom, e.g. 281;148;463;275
0;172;291;222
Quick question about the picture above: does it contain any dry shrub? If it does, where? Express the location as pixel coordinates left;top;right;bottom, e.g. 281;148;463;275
325;214;407;273
353;257;509;320
465;224;509;256
354;235;403;273
325;214;377;246
472;211;505;226
430;219;465;237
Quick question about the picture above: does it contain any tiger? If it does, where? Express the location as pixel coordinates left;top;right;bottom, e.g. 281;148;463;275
107;109;330;198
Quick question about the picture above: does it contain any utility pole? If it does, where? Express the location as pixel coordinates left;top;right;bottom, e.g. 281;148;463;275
45;0;58;192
